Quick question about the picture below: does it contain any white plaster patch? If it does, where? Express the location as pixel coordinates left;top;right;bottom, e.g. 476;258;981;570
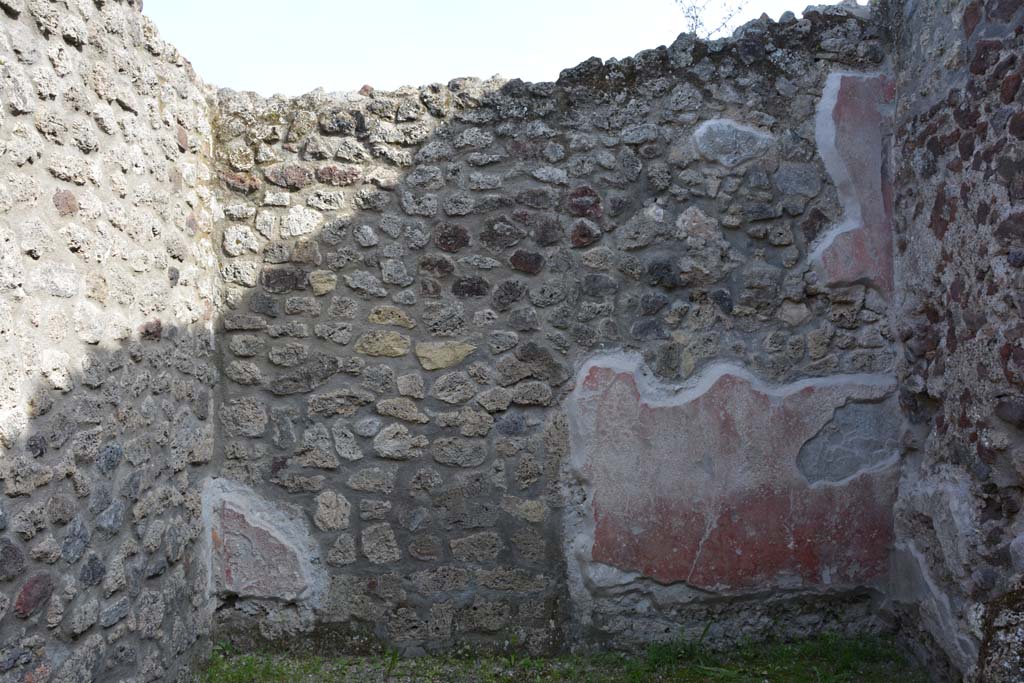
693;118;774;167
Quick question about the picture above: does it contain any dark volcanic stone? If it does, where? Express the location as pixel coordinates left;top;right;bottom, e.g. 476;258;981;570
644;258;682;290
711;289;734;313
96;444;123;474
995;397;1024;427
583;273;618;297
1010;112;1024;139
79;552;106;586
95;500;126;536
517;188;559;209
495;412;528;436
60;518;90;564
452;276;491;298
640;292;669;315
509;250;544;275
988;0;1023;22
88;487;112;516
481;219;527;251
320;109;358;135
434;223;470;253
261;267;308;294
570;219;601;248
419;254;455;277
268;353;341;395
631;318;670;341
0;537;26;582
249;291;280;317
26;435;46;458
996;212;1024;242
567;186;602;218
532;215;564;246
492;280;527;312
1003;73;1022;104
100;597;130;628
144;553;168;579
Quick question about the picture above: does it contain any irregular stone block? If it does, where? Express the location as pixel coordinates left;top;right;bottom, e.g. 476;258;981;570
0;536;26;581
693;118;773;167
355;330;411;357
566;354;898;592
415;341;476;371
362;523;401;564
372;423;427;460
314;491;351;531
14;572;54;618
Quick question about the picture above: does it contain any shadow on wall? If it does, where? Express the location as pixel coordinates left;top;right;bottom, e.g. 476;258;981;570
0;326;217;682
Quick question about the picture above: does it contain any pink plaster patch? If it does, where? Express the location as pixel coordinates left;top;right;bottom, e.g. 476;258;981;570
811;73;895;296
203;478;324;604
212;503;307;600
571;362;898;591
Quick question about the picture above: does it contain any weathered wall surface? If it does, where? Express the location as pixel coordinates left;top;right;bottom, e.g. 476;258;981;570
0;1;218;681
887;0;1024;681
564;60;902;648
206;3;901;657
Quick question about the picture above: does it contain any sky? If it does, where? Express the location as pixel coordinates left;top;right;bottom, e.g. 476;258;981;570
144;1;866;97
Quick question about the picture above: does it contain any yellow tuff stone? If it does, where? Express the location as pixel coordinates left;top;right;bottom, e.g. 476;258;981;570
414;341;476;370
368;305;416;329
355;330;411;357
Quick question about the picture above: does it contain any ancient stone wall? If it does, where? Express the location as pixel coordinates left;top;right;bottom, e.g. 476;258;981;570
0;1;1022;681
0;1;219;680
886;0;1024;680
207;3;900;657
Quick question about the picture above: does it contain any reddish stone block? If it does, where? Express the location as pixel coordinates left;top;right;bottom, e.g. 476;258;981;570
964;0;983;36
265;163;314;190
811;73;895;296
569;357;899;591
221;171;261;194
1009;111;1024;139
14;572;54;618
567;186;602;218
1003;73;1022;104
316;164;361;186
52;189;78;216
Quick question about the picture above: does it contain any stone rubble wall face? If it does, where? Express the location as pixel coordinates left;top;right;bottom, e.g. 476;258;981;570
0;1;219;681
887;0;1024;681
208;5;899;658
